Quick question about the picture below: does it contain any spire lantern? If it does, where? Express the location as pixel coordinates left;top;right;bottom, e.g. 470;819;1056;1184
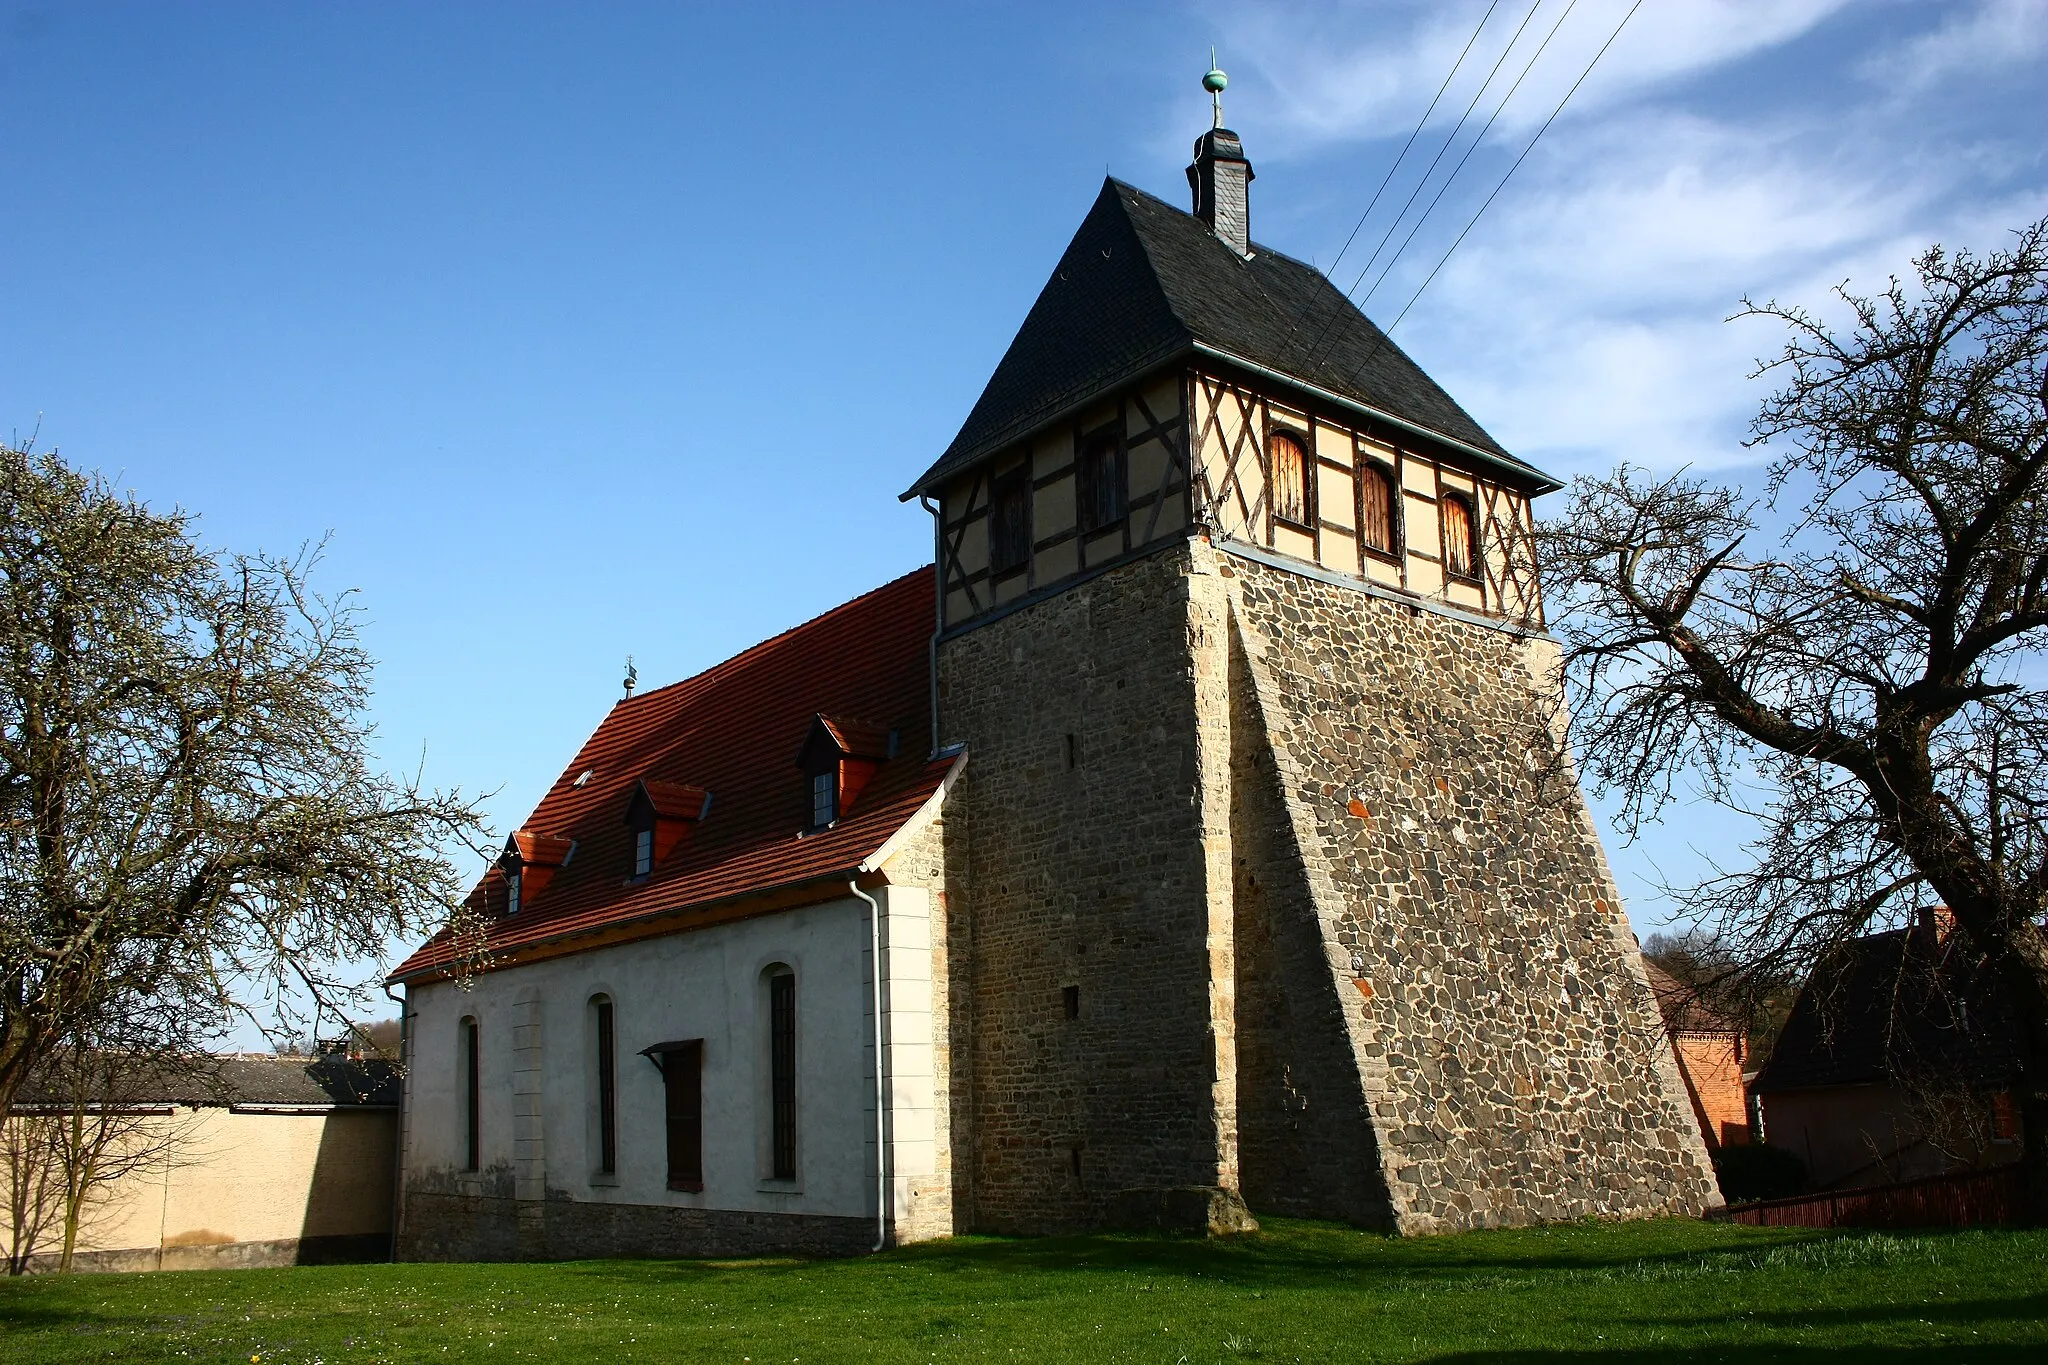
1187;54;1254;257
1203;50;1228;128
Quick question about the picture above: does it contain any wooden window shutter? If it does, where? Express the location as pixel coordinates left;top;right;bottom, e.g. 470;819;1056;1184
990;467;1031;576
1077;433;1124;534
1443;494;1478;579
1270;432;1308;526
1359;462;1396;555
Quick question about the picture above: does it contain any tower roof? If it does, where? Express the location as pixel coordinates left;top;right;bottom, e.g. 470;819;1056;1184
904;178;1556;500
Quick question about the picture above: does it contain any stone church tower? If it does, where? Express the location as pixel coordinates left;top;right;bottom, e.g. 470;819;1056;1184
904;102;1721;1234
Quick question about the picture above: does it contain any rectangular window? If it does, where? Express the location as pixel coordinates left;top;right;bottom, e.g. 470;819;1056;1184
1269;432;1310;527
460;1017;480;1172
1076;434;1124;533
1443;494;1478;579
1358;461;1396;556
662;1041;704;1191
595;1000;617;1175
989;466;1031;577
770;973;797;1180
1063;985;1080;1020
811;770;836;829
634;827;654;878
505;869;521;917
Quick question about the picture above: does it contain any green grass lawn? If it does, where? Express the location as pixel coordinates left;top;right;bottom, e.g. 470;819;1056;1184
2;1218;2044;1363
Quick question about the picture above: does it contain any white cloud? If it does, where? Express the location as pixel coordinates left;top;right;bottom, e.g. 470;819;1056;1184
1860;0;2048;92
1196;0;1851;156
1168;0;2045;484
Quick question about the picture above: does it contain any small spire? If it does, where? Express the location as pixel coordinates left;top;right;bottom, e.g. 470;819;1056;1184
623;655;638;699
1203;49;1228;129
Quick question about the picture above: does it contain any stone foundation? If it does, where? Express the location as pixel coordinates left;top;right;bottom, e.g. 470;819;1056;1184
397;1192;875;1262
12;1233;391;1274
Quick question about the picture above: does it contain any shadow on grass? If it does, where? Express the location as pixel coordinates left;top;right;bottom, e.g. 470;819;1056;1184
553;1217;1853;1292
1424;1351;2042;1363
1659;1289;2048;1331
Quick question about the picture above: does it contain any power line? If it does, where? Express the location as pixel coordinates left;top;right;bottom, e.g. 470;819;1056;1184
1335;0;1547;309
1350;0;1647;389
1322;0;1505;286
1303;0;1548;375
1296;0;1506;368
1351;0;1582;317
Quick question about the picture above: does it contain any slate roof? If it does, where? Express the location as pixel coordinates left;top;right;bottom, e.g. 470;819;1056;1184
1751;923;2021;1095
12;1054;400;1108
904;177;1556;500
390;568;952;982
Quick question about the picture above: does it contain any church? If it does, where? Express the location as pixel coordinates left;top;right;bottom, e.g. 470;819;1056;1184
388;85;1720;1260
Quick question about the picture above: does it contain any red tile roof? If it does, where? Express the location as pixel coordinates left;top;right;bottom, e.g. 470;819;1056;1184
391;567;947;983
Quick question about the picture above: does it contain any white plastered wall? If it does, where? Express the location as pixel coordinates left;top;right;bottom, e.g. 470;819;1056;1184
404;889;939;1232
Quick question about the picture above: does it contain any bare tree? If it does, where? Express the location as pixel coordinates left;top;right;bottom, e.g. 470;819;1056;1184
0;442;493;1123
1540;219;2048;1209
2;1045;202;1273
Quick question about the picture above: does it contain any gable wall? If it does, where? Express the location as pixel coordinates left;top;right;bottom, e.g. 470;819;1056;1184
936;372;1190;631
1188;368;1542;623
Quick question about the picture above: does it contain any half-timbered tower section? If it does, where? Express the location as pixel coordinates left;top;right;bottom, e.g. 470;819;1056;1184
907;124;1718;1234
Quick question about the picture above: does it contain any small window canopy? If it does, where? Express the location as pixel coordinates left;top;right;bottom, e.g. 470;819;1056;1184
499;829;575;911
796;714;897;829
624;779;710;878
638;1037;704;1075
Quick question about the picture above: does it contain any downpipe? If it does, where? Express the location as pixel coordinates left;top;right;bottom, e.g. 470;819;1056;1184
381;981;409;1263
849;880;888;1252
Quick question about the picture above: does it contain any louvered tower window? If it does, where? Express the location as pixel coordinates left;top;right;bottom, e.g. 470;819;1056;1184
1270;431;1309;527
1443;493;1480;579
1359;461;1398;556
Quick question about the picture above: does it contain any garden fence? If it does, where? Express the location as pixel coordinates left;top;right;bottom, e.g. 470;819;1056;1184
1716;1165;2028;1230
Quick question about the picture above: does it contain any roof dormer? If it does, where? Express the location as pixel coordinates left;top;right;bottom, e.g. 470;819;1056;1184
500;829;575;914
797;714;896;830
624;778;710;880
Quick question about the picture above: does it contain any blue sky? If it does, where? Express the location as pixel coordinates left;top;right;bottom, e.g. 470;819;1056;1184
3;1;2044;1008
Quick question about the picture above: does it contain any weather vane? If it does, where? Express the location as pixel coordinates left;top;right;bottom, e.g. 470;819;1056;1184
1204;48;1227;129
623;655;638;699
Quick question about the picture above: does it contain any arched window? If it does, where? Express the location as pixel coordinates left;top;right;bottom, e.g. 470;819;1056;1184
591;996;617;1176
1358;461;1399;557
1442;493;1480;580
1269;431;1310;527
459;1016;481;1172
767;967;797;1180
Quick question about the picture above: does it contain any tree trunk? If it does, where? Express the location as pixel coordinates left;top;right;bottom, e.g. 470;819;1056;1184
2000;934;2048;1224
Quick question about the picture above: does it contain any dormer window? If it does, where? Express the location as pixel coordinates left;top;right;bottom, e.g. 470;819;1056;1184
811;770;837;829
623;779;709;881
498;830;572;916
797;713;893;833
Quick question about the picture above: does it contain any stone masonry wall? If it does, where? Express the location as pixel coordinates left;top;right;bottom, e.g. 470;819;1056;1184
1218;546;1721;1231
936;545;1237;1234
